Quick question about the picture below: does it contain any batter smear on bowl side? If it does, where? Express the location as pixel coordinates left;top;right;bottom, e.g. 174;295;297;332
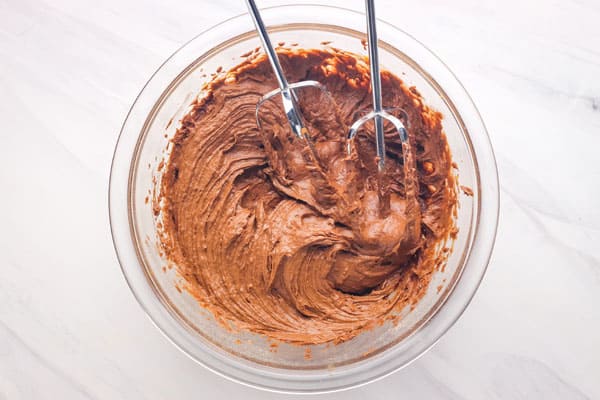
157;48;457;345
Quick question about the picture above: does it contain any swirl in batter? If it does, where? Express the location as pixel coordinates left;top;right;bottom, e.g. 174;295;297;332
158;48;456;344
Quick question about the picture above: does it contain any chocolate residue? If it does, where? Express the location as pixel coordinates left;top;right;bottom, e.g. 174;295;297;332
304;347;312;360
158;48;457;345
241;49;254;58
461;185;474;196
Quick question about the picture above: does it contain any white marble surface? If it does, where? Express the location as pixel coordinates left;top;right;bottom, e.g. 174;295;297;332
1;0;599;398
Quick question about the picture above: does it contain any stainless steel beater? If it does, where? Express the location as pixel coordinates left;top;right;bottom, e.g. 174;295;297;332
347;0;410;172
246;0;329;144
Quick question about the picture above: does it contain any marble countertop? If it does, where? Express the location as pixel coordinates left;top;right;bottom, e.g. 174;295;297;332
1;0;599;398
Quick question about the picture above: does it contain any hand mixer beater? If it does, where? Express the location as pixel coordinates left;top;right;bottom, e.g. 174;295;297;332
246;0;332;159
347;0;412;173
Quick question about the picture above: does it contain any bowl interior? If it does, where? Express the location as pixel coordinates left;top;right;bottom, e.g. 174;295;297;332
129;23;478;372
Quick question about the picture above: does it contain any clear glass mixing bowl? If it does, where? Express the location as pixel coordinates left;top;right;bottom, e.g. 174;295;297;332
109;4;498;394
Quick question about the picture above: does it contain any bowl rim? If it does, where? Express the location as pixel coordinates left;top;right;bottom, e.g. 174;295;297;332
109;3;499;394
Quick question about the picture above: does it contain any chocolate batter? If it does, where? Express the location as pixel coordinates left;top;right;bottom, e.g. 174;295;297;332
158;48;456;345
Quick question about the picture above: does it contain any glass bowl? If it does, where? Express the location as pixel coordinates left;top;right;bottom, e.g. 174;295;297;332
109;4;498;394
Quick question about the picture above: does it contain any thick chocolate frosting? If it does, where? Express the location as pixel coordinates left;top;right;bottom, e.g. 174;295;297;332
158;48;456;344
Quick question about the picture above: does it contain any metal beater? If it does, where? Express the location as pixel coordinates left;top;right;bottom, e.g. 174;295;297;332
347;0;410;172
246;0;330;146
